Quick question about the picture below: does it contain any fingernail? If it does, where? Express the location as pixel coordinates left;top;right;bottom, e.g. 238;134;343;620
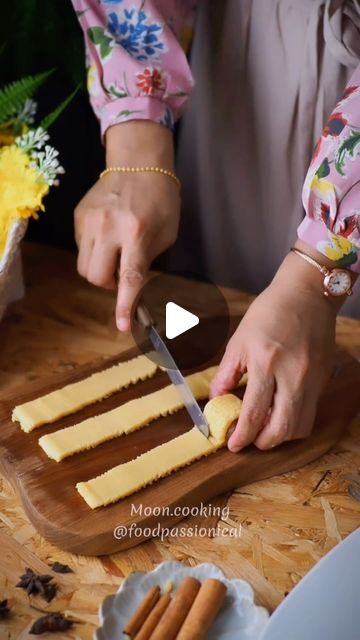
228;436;241;453
117;317;129;332
228;442;241;453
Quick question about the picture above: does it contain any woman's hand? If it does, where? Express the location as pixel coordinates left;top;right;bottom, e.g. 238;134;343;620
74;121;180;331
210;245;344;451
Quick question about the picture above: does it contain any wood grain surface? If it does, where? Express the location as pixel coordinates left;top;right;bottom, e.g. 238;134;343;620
1;337;360;557
0;243;359;639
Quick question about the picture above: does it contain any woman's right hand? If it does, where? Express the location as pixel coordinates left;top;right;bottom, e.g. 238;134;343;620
74;121;180;332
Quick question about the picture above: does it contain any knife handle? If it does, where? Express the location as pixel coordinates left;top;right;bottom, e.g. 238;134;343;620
136;302;154;329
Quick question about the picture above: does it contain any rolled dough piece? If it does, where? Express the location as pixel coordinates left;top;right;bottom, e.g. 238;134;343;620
12;354;158;433
76;394;242;509
39;366;219;461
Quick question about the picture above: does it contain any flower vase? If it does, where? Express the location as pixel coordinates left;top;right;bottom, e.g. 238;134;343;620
0;219;27;321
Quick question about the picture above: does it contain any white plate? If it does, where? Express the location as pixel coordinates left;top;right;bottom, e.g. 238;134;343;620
95;560;269;640
260;528;360;640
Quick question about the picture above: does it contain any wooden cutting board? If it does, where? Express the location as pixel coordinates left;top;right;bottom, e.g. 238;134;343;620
0;318;359;556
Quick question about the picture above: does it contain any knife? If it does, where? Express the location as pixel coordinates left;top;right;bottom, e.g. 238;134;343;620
136;303;210;437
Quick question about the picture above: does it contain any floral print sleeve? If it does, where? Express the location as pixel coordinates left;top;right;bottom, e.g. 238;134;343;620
71;0;198;138
298;65;360;273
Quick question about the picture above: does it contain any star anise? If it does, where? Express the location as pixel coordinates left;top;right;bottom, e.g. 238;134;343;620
30;612;73;635
0;599;10;619
16;568;58;602
51;562;73;574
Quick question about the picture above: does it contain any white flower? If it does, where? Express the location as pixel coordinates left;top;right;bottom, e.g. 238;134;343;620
16;98;37;125
15;127;50;153
30;144;65;185
15;127;64;186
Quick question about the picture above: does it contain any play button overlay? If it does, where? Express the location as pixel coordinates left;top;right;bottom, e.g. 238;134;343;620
166;302;199;339
131;271;230;371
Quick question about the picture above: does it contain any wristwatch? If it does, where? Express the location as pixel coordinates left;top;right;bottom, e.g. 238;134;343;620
290;247;353;297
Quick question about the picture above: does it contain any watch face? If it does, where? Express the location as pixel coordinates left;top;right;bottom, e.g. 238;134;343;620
324;269;352;296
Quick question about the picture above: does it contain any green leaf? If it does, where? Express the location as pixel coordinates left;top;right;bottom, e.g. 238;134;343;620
40;84;80;131
88;26;104;45
108;85;128;98
335;131;360;176
337;250;357;268
116;109;143;118
88;27;112;59
315;158;330;179
0;69;54;125
99;37;112;59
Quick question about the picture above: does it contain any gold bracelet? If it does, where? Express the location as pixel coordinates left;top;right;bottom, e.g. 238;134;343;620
290;247;331;275
99;166;181;189
290;246;353;297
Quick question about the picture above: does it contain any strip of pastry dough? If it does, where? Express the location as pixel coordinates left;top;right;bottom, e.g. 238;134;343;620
39;366;221;461
76;394;242;509
12;354;158;433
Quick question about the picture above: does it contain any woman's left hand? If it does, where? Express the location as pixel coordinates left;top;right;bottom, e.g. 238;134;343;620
210;248;340;451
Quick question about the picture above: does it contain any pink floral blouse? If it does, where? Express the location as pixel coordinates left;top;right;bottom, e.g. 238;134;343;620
71;0;360;273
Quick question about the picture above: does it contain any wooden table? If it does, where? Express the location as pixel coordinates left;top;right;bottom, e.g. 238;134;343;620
1;243;359;639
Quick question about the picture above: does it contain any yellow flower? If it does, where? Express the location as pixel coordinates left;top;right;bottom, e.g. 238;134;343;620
0;119;28;146
310;175;334;194
0;145;49;256
318;232;355;262
87;64;97;93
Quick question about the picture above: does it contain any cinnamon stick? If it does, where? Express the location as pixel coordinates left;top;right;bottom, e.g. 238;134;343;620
148;577;201;640
134;593;171;640
176;578;227;640
123;585;160;636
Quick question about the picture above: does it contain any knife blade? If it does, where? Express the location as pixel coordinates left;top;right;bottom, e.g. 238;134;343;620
136;303;210;437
